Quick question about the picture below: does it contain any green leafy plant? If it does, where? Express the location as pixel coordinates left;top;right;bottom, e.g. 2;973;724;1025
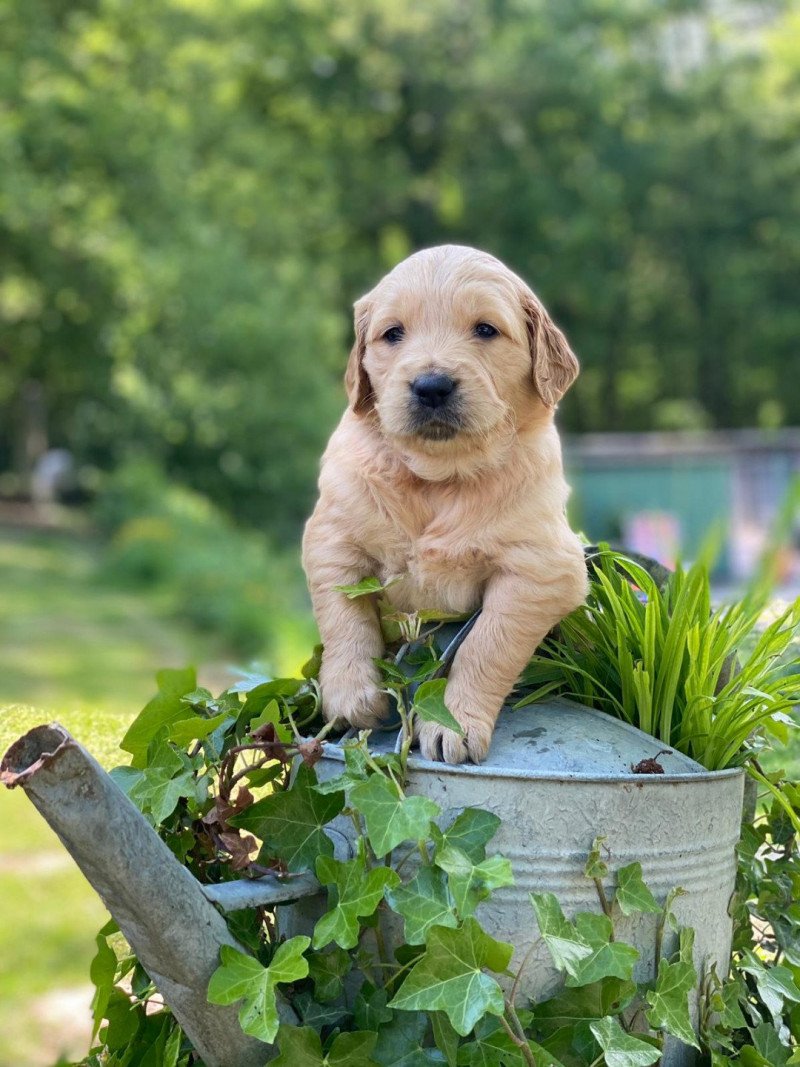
517;548;800;827
72;611;799;1065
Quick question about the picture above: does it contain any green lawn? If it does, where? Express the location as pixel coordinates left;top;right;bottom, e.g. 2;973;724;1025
0;525;312;1066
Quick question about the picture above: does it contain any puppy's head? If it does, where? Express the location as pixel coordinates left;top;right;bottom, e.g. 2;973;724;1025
345;245;578;476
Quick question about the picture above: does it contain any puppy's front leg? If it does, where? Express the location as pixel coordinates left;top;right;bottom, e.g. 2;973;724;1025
302;519;387;729
418;562;587;763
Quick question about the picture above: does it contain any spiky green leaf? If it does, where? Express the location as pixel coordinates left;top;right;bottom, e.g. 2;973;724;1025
615;862;661;916
230;763;344;872
589;1016;661;1067
207;939;309;1043
389;918;513;1036
349;773;440;857
313;856;399;949
386;865;458;945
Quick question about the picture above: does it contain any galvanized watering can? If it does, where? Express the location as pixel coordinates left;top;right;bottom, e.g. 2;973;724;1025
3;697;743;1066
306;698;744;1067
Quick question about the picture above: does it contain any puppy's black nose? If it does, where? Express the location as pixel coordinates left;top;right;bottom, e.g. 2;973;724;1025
411;373;456;409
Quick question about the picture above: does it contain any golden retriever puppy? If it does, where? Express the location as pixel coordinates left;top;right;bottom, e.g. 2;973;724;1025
302;245;587;764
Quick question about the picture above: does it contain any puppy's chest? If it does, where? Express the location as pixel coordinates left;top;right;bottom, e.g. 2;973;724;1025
367;521;494;615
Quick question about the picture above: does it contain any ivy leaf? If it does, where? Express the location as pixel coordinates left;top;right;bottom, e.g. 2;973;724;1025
615;862;661;916
102;987;139;1051
307;945;352;1004
294;991;349;1030
457;1017;566;1067
243;696;292;744
354;983;394;1031
679;925;695;966
589;1016;661;1067
386;865;458;945
241;680;303;714
566;912;639;988
740;954;800;1028
530;893;593;978
737;1051;772;1067
89;920;119;1039
167;710;231;746
327;1031;381;1067
129;739;195;824
163;1022;184;1067
584;836;609;879
207;938;310;1043
313;856;400;949
389;918;513;1036
432;1011;460;1067
456;1015;521;1066
108;764;144;797
751;1022;791;1066
121;667;198;767
373;1010;446;1066
412;679;464;736
710;975;747;1030
435;844;514;918
302;644;323;679
179;686;214;706
533;977;638;1037
645;958;699;1048
271;1025;325;1067
335;576;397;598
271;1025;379;1067
663;885;687;932
315;741;370;795
350;773;440;857
437;809;501;863
230;763;344;872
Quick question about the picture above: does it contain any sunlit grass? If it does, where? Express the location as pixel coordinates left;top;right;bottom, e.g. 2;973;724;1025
0;528;218;714
0;525;316;1065
0;705;123;1066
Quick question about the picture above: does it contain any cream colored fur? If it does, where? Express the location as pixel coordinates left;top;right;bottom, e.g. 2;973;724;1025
302;245;587;764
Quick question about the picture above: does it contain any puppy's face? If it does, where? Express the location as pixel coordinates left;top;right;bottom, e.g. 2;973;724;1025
346;245;578;475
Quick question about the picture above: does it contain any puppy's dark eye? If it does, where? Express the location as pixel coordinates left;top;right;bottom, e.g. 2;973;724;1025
474;322;498;339
382;325;405;344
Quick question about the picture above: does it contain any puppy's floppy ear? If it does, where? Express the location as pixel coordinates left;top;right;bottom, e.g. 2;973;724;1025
344;299;373;414
522;289;579;408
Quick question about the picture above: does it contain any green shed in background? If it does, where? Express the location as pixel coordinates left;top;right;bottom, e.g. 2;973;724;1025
564;430;800;581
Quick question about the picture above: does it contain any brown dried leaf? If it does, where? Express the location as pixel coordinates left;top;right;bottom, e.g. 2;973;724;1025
631;757;665;774
218;831;258;871
233;784;254;811
251;722;278;743
202;795;236;827
246;725;292;765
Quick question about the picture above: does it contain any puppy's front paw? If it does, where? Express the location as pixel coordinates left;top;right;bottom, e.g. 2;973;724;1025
320;658;388;729
416;710;494;765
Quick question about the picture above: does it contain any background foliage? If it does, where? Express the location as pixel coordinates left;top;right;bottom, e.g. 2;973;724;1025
3;0;800;537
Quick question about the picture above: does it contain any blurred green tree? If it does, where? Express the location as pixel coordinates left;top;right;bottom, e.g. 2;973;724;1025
1;0;799;536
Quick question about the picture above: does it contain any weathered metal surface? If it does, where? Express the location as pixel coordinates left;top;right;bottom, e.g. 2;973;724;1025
202;872;321;911
1;724;283;1066
381;696;706;777
319;698;745;1067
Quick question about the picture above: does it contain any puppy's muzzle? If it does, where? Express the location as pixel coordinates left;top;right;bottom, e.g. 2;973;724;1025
407;374;463;440
411;373;456;409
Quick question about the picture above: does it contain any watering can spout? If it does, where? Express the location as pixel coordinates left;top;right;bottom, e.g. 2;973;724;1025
1;723;291;1066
